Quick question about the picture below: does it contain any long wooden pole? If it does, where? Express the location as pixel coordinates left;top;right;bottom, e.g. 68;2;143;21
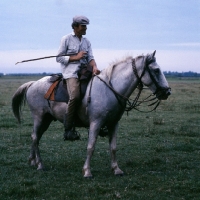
15;54;74;65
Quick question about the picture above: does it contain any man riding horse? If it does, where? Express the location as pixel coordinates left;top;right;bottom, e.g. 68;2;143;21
56;15;100;141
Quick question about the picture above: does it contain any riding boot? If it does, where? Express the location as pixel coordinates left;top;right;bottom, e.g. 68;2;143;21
63;113;80;141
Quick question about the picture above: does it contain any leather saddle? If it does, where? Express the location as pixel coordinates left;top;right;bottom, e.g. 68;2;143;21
44;65;93;103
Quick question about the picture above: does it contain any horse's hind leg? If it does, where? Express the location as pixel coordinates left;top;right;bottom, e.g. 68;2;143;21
108;123;124;176
29;113;53;170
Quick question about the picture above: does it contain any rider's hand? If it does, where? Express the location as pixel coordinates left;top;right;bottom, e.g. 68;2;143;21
69;51;87;62
76;51;87;60
93;66;100;75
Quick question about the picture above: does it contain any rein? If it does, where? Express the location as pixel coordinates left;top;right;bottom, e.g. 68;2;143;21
91;58;161;113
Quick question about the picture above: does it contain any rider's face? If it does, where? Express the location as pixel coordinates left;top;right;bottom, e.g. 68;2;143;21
74;24;87;37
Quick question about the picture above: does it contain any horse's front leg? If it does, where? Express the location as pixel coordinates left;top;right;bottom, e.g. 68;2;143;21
108;123;124;176
83;122;100;178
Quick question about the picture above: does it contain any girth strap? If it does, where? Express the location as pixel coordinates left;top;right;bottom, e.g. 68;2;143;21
44;80;60;101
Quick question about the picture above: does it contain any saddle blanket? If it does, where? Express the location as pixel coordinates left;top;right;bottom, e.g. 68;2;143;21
44;76;69;102
44;65;92;103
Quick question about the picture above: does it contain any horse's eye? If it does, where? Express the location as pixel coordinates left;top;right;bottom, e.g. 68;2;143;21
154;68;160;75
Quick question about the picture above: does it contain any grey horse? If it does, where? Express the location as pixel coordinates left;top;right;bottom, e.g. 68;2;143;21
12;51;171;177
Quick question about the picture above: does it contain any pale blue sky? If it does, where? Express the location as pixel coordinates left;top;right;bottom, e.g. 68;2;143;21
0;0;200;73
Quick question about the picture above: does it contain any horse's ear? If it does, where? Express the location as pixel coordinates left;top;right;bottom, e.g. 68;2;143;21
152;50;156;57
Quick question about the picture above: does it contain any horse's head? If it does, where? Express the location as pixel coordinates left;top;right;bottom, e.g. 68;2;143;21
135;50;171;100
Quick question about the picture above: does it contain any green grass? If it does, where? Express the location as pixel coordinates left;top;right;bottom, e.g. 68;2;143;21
0;76;200;199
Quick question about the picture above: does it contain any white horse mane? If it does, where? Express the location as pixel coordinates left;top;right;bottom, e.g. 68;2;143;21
103;55;144;81
103;56;132;80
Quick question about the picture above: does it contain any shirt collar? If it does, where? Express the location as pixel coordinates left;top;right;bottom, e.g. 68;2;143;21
71;32;85;39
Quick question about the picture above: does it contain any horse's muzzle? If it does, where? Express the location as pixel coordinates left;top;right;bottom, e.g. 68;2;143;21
156;88;171;100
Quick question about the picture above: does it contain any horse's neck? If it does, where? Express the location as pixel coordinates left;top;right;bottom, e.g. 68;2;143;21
105;60;138;98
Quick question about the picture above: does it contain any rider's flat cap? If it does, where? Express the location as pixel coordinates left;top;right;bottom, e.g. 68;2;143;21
73;15;90;25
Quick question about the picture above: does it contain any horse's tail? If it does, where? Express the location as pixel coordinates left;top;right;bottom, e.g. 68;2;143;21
12;81;35;123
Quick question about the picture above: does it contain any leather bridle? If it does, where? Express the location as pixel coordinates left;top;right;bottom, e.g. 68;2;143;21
134;56;171;97
88;55;170;113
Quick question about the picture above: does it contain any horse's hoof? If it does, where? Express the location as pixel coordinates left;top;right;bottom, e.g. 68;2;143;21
84;175;93;179
112;167;124;176
29;159;36;166
83;169;93;178
83;174;94;179
83;172;93;178
37;163;45;171
115;173;124;177
37;167;45;171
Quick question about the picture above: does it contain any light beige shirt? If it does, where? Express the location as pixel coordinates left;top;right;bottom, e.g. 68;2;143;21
56;32;94;79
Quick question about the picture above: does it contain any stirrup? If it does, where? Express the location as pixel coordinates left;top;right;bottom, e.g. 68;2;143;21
63;128;80;141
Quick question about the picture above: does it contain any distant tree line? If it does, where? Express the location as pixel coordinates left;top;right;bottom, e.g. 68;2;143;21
163;71;200;77
0;71;200;77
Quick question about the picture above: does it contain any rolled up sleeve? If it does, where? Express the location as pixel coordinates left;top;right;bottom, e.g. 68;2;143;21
56;36;70;65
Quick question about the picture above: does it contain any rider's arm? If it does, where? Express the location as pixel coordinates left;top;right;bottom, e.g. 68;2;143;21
56;35;71;65
89;59;100;75
69;51;87;62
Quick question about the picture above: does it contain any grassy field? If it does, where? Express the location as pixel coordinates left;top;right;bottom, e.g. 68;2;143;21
0;76;200;200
